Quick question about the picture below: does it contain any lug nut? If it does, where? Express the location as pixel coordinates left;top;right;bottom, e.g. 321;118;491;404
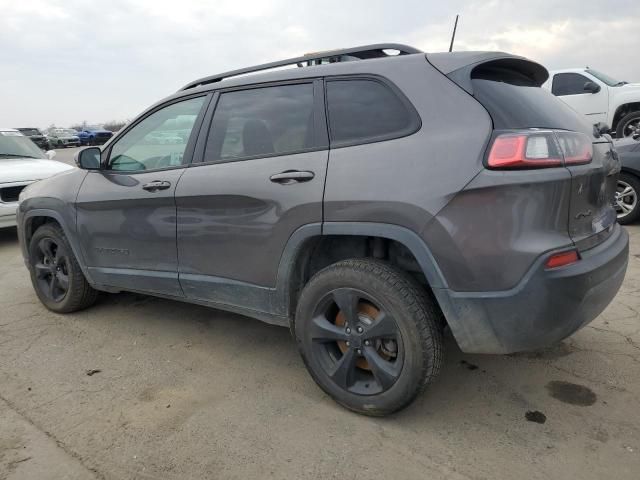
346;341;350;347
364;340;370;346
356;348;362;355
356;326;363;333
346;327;351;334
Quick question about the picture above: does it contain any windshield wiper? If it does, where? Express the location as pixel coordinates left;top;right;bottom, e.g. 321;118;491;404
615;81;628;86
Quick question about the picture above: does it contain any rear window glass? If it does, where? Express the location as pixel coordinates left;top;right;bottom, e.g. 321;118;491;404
471;79;593;136
326;79;417;145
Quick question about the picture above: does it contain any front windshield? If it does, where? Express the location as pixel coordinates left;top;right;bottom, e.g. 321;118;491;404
62;129;79;135
0;131;46;160
586;69;625;87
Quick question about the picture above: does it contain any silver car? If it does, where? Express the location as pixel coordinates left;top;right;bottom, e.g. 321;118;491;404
0;128;72;228
46;128;81;148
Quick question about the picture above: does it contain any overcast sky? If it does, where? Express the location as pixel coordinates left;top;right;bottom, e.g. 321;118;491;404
1;0;638;128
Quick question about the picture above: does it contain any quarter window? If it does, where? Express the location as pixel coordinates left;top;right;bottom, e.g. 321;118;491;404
204;83;316;163
551;73;591;96
108;96;206;171
326;79;416;145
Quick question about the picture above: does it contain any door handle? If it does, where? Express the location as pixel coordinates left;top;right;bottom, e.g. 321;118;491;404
142;180;171;192
269;170;315;184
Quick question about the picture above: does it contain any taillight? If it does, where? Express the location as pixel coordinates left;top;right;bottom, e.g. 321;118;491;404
545;250;580;269
487;131;593;169
555;132;593;165
487;132;562;169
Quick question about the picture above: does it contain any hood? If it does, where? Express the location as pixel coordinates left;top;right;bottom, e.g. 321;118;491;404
0;158;74;184
621;82;640;89
613;137;640;153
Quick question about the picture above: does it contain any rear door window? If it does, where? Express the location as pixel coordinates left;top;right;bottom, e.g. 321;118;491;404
326;78;419;146
552;73;591;96
203;83;317;163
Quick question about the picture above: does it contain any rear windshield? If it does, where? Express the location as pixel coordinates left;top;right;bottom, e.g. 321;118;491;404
471;79;594;137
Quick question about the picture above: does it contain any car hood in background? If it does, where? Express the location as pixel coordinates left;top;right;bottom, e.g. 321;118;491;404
0;158;74;184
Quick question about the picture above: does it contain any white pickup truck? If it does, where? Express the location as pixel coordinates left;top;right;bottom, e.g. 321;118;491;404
543;68;640;137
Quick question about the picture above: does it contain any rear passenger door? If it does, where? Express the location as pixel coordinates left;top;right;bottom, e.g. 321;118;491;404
175;80;328;307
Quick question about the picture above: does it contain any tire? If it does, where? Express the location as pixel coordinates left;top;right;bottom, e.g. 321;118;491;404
616;172;640;224
28;223;98;313
57;140;62;148
616;111;640;138
294;258;443;416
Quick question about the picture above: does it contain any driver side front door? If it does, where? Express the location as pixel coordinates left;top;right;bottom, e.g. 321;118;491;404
75;94;209;296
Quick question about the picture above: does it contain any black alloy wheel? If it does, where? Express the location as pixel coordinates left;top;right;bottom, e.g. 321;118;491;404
33;237;70;303
295;259;443;416
308;288;404;395
28;223;98;313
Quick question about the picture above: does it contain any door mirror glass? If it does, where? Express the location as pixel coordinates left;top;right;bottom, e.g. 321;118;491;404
583;81;601;94
75;147;101;170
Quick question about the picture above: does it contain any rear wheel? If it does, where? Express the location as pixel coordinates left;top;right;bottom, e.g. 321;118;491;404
294;259;443;416
615;172;640;224
28;223;98;313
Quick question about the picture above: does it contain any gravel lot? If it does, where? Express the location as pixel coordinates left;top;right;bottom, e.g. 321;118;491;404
1;175;639;478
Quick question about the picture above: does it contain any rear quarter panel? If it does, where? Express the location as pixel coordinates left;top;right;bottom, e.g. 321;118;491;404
324;55;492;234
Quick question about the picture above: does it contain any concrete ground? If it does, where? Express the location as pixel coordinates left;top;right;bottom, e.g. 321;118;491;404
1;217;639;479
50;146;82;167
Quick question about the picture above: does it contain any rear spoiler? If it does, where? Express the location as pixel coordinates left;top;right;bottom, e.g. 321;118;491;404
427;52;549;94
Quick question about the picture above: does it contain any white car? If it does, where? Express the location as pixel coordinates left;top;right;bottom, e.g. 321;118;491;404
543;68;640;137
0;128;73;228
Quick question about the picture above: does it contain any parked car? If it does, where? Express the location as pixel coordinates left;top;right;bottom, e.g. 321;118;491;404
15;128;50;150
46;128;81;148
543;68;640;138
76;126;113;146
0;128;72;228
613;136;640;223
17;44;628;416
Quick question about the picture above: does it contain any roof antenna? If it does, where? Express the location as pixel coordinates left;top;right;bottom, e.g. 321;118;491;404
449;14;459;52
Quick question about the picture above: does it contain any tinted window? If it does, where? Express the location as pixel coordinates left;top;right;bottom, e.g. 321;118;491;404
552;73;591;96
204;83;316;163
326;79;415;145
109;96;205;171
471;79;593;136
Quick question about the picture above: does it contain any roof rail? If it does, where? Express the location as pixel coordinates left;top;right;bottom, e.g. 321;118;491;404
180;43;422;91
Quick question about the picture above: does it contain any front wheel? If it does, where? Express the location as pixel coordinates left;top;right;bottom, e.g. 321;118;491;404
28;223;98;313
294;259;443;416
615;173;640;224
616;111;640;138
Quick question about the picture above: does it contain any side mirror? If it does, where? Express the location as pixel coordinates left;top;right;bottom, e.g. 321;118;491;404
45;150;56;160
74;147;102;170
584;81;601;94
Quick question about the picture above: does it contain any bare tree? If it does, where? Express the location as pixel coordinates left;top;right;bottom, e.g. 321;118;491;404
103;120;127;132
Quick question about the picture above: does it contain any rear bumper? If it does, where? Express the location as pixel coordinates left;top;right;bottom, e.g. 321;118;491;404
436;224;629;353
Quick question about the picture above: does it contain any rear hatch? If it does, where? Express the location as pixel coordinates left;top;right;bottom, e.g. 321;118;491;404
428;53;620;251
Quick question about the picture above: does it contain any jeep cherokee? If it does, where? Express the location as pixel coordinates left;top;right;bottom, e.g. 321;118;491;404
17;44;629;416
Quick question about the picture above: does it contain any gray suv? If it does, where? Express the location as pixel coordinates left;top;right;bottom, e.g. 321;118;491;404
17;44;629;416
